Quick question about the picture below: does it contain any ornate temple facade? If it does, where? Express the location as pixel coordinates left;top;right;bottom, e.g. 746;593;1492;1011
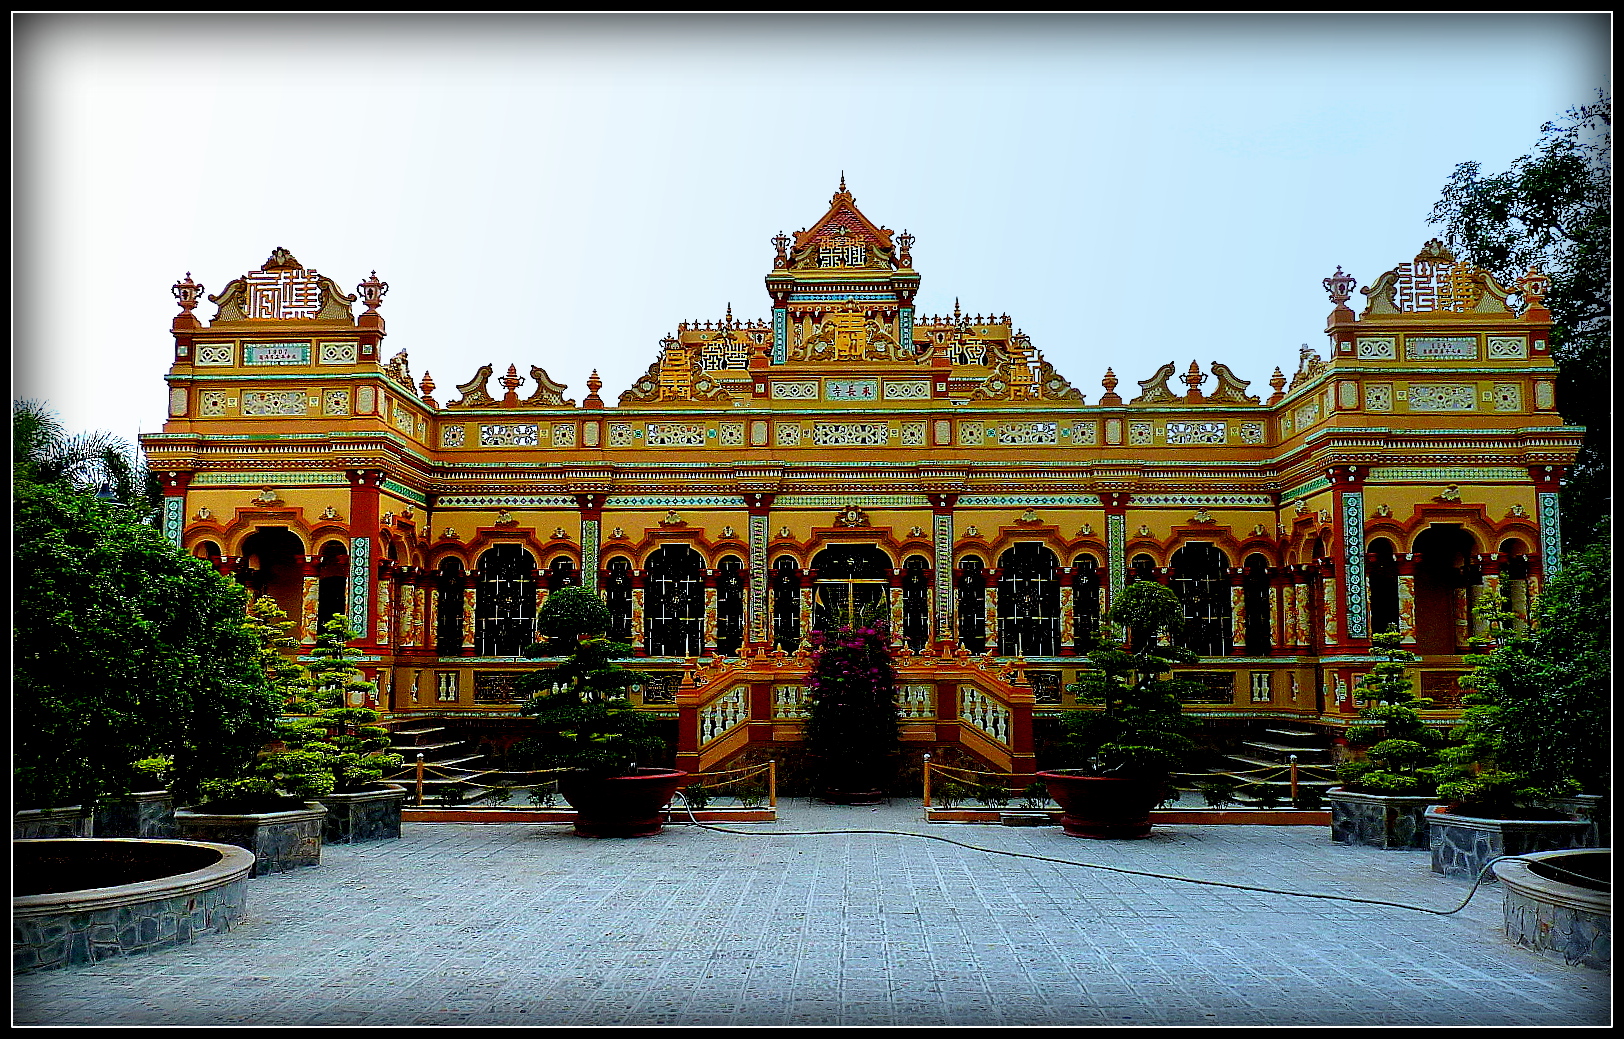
143;182;1581;774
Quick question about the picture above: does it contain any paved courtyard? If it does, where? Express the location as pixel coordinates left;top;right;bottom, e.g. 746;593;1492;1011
13;800;1610;1026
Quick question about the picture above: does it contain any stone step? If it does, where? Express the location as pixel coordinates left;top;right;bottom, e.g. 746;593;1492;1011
389;726;449;741
392;740;468;756
1262;728;1327;743
1240;741;1332;760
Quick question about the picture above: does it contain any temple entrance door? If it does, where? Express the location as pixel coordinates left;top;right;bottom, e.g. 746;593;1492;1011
810;544;891;633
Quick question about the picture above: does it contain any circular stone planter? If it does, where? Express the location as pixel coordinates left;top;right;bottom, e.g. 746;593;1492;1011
557;769;688;837
1492;849;1611;970
13;805;93;840
1037;771;1166;839
13;838;254;974
1426;804;1596;881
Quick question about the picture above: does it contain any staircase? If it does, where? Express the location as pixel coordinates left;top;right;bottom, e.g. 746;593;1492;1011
382;718;501;807
1221;725;1337;806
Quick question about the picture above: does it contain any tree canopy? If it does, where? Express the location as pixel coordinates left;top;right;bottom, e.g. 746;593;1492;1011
1428;93;1610;547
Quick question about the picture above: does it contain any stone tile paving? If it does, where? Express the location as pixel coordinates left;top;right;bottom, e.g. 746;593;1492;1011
13;799;1611;1027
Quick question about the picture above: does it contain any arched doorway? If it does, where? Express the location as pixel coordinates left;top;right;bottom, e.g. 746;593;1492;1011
1412;525;1477;655
645;544;704;656
810;544;890;632
237;527;305;622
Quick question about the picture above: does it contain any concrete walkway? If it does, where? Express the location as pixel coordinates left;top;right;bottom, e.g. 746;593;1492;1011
13;800;1610;1026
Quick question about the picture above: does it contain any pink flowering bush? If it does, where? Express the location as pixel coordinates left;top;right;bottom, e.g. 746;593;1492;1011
802;619;901;798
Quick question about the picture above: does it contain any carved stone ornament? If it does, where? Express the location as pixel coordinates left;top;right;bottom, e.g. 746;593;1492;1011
1317;510;1332;524
195;506;212;521
908;525;925;538
524;366;575;407
1252;524;1267;536
552;527;569;540
834;505;870;528
321;505;341;521
381;511;396;525
660;511;686;527
495;510;518;527
207;248;356;322
251;487;282;506
1276;522;1288;536
1129;362;1179;405
777;526;793;539
442;527;460;540
1293;499;1308;516
1359;239;1517;317
1137;524;1152;536
1507;503;1527;518
1289;345;1327;391
721;526;737;538
448;365;497;408
1191;508;1214;524
1206;362;1260;405
1078;523;1093;536
610;527;627;539
401;505;413;520
1374;503;1393;518
1017;509;1042;525
385;349;413;390
1434;484;1462;503
963;525;981;538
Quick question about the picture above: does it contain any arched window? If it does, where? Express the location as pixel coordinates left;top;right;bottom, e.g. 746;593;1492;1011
1367;538;1400;635
1412;525;1476;655
237;527;306;621
546;556;579;592
1169;543;1232;656
316;540;348;629
716;555;745;656
998;543;1060;656
645;545;704;657
901;555;931;653
770;556;801;652
1130;554;1157;584
956;555;987;653
475;545;537;656
810;544;890;632
604;557;634;641
1072;555;1101;646
436;558;466;656
1243;553;1272;655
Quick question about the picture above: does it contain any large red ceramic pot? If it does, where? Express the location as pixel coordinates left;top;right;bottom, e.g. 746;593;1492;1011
557;768;689;838
1037;770;1166;839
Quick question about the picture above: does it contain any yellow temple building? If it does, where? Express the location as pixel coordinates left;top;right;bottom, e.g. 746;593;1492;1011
142;181;1582;777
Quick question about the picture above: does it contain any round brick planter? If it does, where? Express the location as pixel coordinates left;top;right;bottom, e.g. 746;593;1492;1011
1492;849;1610;970
13;838;254;974
557;769;688;837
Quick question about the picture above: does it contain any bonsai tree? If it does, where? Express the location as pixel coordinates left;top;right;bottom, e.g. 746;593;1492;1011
198;612;402;808
801;599;901;799
1334;630;1445;796
14;405;280;810
1427;537;1609;816
515;587;666;778
1057;581;1197;785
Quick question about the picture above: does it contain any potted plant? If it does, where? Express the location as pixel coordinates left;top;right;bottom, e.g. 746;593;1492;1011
515;588;683;837
802;602;901;804
1039;581;1197;839
1423;539;1608;878
1326;630;1447;849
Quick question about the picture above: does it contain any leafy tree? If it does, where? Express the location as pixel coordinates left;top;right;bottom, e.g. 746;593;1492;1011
1334;631;1445;796
14;398;161;523
1059;581;1196;782
516;588;665;778
1428;94;1611;546
802;615;901;799
1427;531;1610;814
14;418;279;808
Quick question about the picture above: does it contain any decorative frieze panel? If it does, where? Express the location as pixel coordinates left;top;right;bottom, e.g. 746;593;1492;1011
608;422;635;447
240;390;308;417
933;419;951;446
883;380;931;399
1407;384;1477;411
1486;335;1528;360
646;422;707;447
321;388;350;416
318;341;358;364
1405;336;1478;361
243;342;310;366
957;420;984;447
1337;381;1360;409
1295;402;1321;428
605;495;748;508
196;343;234;366
200;390;229;416
550;422;577;448
1533;381;1555;410
812;422;889;447
825;378;878;401
772;381;818;400
1365;467;1525;483
1128;422;1153;446
900;422;926;446
1165;420;1226;445
437;495;579;508
776;494;930;508
1104;418;1123;446
749;420;769;446
1238;421;1264;444
480;423;540;447
994;421;1058;446
440;424;466;448
775;422;802;447
1493;384;1523;412
959;494;1102;507
1132;493;1273;507
1365;384;1393;412
391;404;415;437
356;386;376;414
1356;336;1397;360
719;422;745;447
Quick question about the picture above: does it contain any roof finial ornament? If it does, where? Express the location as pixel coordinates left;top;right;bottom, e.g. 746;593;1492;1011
840;171;846;193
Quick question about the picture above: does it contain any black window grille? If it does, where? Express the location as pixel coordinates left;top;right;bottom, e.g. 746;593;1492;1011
811;544;889;632
546;556;580;591
604;557;633;641
645;545;704;657
998;543;1060;657
956;556;987;653
901;555;931;652
435;558;465;656
770;556;801;652
1244;553;1273;655
1072;555;1101;647
1169;543;1232;656
1367;540;1400;636
716;556;745;656
475;545;537;656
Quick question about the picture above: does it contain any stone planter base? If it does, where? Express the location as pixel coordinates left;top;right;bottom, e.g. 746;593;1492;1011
1426;805;1597;881
13;806;93;840
316;784;407;844
1493;849;1610;970
92;791;176;839
14;838;253;974
1327;789;1437;849
173;803;327;877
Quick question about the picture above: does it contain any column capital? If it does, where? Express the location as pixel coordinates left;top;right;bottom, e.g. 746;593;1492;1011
1100;491;1131;511
1326;464;1368;488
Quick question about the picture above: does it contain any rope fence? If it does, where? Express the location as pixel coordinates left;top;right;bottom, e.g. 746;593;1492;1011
389;757;777;809
921;756;1336;810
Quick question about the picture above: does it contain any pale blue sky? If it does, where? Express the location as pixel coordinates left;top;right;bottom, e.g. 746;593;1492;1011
14;13;1610;451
